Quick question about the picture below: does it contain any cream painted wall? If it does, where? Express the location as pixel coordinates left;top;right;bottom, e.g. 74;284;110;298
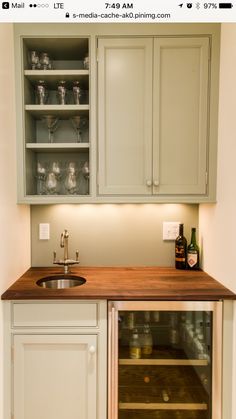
199;23;236;419
0;24;30;419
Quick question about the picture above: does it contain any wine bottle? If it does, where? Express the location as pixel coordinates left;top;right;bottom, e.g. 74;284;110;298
187;227;199;270
175;223;187;269
142;324;153;356
129;328;141;359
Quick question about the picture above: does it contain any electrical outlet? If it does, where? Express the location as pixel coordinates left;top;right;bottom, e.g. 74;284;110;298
163;222;180;241
39;223;50;240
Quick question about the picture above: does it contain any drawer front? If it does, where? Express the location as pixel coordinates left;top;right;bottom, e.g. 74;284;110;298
12;301;98;328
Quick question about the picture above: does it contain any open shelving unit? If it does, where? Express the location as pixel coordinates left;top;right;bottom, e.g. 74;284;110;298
21;36;90;199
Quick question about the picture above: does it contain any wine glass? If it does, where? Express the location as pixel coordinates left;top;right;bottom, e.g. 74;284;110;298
36;162;46;195
64;162;77;194
45;172;58;194
51;161;61;179
57;80;67;105
81;161;89;195
39;52;52;70
35;80;48;105
41;115;59;143
72;81;82;105
29;51;39;70
83;54;89;70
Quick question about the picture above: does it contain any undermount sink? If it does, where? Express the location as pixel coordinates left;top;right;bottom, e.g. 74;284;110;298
36;275;86;289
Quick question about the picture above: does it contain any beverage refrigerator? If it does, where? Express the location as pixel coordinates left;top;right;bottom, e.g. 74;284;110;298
108;301;222;419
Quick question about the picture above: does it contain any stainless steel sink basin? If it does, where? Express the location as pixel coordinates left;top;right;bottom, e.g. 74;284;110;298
36;275;86;289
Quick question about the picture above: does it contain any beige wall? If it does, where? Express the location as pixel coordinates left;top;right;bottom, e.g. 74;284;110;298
31;204;198;267
0;24;30;419
199;23;236;419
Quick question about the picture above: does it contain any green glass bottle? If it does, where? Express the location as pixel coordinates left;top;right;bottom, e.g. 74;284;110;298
175;223;187;269
187;227;200;270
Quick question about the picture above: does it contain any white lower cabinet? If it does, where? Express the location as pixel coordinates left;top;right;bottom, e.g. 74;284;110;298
4;301;107;419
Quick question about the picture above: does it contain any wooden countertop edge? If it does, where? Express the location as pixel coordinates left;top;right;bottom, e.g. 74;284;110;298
1;266;236;301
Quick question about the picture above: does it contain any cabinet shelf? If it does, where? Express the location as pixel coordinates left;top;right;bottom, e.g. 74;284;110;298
119;358;208;366
24;70;89;90
25;105;89;117
25;69;89;78
119;402;208;410
26;143;90;152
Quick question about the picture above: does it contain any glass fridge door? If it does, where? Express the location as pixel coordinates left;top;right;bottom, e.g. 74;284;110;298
108;301;222;419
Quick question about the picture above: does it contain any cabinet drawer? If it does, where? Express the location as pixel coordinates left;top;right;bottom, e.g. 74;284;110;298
12;301;98;328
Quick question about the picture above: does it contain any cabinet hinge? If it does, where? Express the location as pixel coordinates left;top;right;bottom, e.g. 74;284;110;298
205;172;208;185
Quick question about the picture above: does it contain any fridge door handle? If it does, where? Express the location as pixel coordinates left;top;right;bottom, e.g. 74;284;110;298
108;304;118;419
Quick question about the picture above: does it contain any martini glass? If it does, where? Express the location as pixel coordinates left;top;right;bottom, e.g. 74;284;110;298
70;116;82;143
42;115;59;143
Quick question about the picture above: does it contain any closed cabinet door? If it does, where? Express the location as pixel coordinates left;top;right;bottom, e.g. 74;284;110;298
98;38;153;195
153;37;210;195
13;334;97;419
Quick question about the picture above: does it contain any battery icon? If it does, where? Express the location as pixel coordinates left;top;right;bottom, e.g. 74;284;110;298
219;3;233;7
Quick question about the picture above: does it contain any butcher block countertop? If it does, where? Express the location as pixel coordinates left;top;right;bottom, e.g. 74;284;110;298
1;267;235;300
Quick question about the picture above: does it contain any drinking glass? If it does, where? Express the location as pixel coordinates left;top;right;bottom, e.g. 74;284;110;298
70;116;82;142
41;115;59;143
36;162;46;195
81;161;89;194
64;162;77;194
51;161;61;179
72;81;82;105
45;172;58;194
35;80;48;105
39;52;52;70
29;50;39;70
83;54;89;70
57;80;67;105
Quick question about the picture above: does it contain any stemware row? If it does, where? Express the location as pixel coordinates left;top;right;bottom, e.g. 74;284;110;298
36;161;89;195
35;80;85;105
41;115;88;143
29;50;89;70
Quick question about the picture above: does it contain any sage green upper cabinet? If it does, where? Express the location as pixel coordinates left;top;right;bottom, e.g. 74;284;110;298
153;37;209;195
98;36;217;202
98;38;153;195
14;24;219;203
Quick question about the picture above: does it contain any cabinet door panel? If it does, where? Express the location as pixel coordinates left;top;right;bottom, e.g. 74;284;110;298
153;37;209;195
13;334;97;419
98;38;153;195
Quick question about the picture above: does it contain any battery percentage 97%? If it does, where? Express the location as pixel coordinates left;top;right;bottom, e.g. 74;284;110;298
203;2;218;7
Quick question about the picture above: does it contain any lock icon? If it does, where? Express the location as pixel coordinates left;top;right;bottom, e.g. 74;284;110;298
65;12;70;18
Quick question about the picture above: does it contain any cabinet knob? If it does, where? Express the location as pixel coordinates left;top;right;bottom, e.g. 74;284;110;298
146;180;152;187
89;345;96;354
153;180;159;187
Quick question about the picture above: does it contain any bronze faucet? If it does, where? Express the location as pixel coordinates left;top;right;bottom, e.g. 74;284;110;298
53;229;79;274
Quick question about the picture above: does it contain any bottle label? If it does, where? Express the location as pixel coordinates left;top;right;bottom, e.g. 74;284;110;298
175;245;186;262
130;347;141;359
142;345;152;355
187;252;198;268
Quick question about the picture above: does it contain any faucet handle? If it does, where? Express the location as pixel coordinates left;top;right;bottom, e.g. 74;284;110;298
53;251;57;263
